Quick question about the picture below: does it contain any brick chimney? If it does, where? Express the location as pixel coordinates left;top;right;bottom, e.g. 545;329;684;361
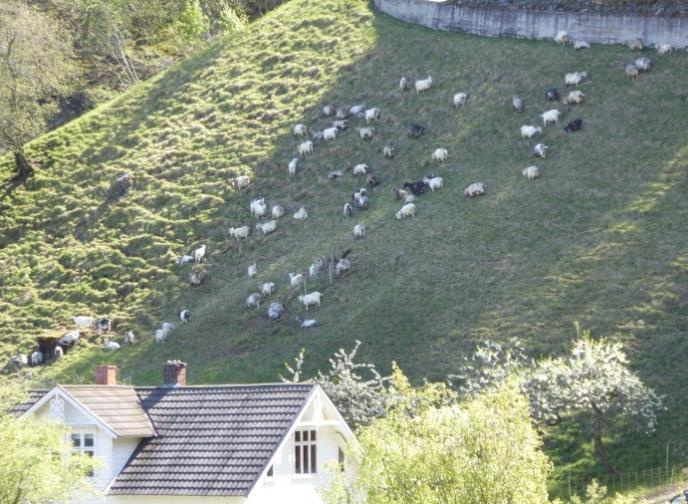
164;360;187;387
95;365;118;386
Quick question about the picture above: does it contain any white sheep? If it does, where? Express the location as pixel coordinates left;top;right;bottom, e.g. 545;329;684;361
309;258;324;278
541;109;561;126
10;354;27;368
268;302;284;320
179;309;191;323
257;220;278;235
343;203;353;217
564;90;585;104
189;266;207;286
29;350;43;366
656;43;672;55
124;331;136;344
423;176;444;192
261;282;275;296
349;104;365;116
353;223;365;238
464;182;487;198
404;193;417;204
520;125;542;139
54;345;64;359
271;204;284;219
357;127;375;140
554;30;569;44
175;254;194;265
399;76;410;91
298;291;323;310
565;71;587;86
415;76;433;94
323;105;334;116
297;315;318;328
245;293;262;308
395;203;416;220
335;258;351;277
293;124;307;136
58;330;80;348
353;163;368;175
626;38;644;51
248;263;257;278
154;328;168;343
323;127;338;141
512;95;523;112
161;322;176;332
103;339;120;351
289;272;304;287
250;198;267;218
432;148;448;163
625;64;640;78
573;40;590;50
332;119;348;131
229;226;251;240
234;175;251;189
635;57;651;72
288;158;298;176
383;145;395;159
453;93;468;107
522;165;540;181
365;108;381;124
73;316;96;329
193;244;206;264
533;143;549;159
298;140;313;157
293;207;308;220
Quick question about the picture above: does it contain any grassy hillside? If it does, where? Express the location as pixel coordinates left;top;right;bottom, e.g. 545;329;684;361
2;0;688;489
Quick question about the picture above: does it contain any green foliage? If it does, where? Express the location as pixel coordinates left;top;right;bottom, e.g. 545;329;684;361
563;480;634;504
177;0;210;45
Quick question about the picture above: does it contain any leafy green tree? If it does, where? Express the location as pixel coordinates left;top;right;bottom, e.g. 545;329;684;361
0;1;74;179
177;0;210;45
559;480;633;504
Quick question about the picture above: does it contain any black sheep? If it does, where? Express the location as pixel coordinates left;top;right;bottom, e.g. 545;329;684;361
403;181;427;196
408;123;426;138
546;88;560;101
564;118;583;133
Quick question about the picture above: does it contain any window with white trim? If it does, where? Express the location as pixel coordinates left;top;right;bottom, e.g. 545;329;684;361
71;433;95;476
294;430;317;474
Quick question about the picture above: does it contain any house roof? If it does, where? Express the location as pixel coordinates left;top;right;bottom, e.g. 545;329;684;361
107;383;316;497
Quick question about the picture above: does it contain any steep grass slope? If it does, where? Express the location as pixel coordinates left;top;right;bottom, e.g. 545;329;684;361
2;0;688;485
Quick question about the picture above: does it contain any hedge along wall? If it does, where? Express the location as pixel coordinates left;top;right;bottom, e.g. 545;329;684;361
373;0;688;48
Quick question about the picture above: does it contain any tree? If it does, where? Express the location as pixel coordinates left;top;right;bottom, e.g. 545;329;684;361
0;379;98;504
524;332;664;475
0;1;74;180
325;371;551;504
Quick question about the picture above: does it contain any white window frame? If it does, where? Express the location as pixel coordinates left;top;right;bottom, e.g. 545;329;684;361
70;431;96;476
294;429;317;475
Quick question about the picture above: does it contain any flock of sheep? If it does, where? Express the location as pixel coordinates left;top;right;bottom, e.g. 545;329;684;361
7;30;677;370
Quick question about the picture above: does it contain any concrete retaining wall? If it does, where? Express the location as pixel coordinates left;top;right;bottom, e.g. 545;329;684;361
373;0;688;48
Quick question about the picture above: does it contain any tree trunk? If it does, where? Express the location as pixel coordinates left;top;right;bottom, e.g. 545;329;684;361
13;150;34;180
592;404;617;475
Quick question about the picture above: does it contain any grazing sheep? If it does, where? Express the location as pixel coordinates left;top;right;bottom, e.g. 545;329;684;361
626;38;644;51
415;76;433;94
520;125;542;139
354;195;369;209
328;169;344;180
365;108;381;124
248;263;257;278
189;266;207;285
245;293;262;308
268;302;284;320
179;309;191;323
350;104;366;116
408;123;426;138
367;174;380;187
154;329;168;343
353;188;367;201
58;330;80;348
335;258;351;277
175;254;194;265
383;145;396;159
74;316;96;329
29;350;43;366
464;182;487;198
554;30;569;44
336;107;349;119
250;197;267;218
257;220;278;235
353;223;365;238
10;354;27;369
271;204;284;219
453;92;468;108
353;163;368;176
293;124;307;136
54;345;64;359
541;109;561;126
161;321;175;332
288;158;298;176
124;331;136;345
193;244;207;264
512;95;523;112
97;318;113;333
395;203;416;220
399;76;410;91
403;181;427;196
432;148;448;163
323;105;334;116
289;272;304;287
625;64;640;78
103;339;120;351
635;57;652;72
115;173;134;197
357;127;375;140
565;71;587;86
298;140;314;157
573;40;590;50
261;282;276;296
564;118;583;133
234;175;251;189
293;207;308;220
522;165;540;181
308;258;324;278
423;175;444;192
392;187;409;201
546;88;561;101
533;143;549;159
296;315;318;328
564;90;585;104
311;130;324;142
229;225;251;240
656;43;672;55
323;126;339;141
298;291;323;310
404;194;416;204
332;119;348;131
343;203;353;217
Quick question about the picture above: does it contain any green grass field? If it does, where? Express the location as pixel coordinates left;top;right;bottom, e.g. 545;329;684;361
2;0;688;491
